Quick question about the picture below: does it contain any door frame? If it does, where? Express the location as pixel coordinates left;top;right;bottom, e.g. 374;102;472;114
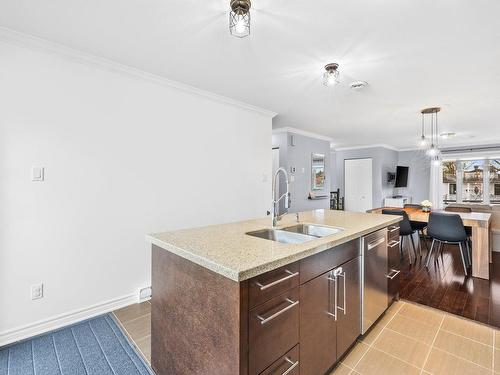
343;157;373;212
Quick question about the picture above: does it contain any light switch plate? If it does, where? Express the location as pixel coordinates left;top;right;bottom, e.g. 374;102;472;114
32;167;44;182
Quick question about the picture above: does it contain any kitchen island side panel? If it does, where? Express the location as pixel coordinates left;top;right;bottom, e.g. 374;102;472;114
152;245;247;375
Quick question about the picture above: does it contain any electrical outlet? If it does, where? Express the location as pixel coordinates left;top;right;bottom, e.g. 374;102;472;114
31;283;43;300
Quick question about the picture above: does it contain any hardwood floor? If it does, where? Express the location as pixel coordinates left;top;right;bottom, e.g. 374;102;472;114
399;236;500;328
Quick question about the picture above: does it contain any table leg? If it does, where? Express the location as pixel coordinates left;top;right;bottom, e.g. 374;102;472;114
472;226;490;280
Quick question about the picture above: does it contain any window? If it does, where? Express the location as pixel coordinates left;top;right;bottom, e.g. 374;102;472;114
491;160;500;203
441;158;500;205
442;161;457;202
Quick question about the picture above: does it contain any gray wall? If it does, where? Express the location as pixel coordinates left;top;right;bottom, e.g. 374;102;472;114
331;147;431;208
397;150;431;203
272;132;331;213
332;147;399;208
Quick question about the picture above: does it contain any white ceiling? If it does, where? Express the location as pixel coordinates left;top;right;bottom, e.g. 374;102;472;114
1;0;499;149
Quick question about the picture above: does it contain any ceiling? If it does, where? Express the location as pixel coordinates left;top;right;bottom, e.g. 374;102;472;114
1;0;499;149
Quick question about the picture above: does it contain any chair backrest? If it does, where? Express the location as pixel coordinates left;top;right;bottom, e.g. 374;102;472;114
382;209;413;235
445;206;472;213
428;212;467;242
404;203;423;209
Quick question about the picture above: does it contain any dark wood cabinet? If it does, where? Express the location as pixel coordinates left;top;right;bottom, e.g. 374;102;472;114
299;271;336;375
152;226;394;375
336;257;361;358
387;224;401;304
260;345;299;375
249;288;300;375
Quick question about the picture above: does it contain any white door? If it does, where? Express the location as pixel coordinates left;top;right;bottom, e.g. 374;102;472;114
344;158;373;212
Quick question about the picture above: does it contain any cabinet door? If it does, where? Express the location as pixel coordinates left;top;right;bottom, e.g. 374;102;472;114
387;238;401;304
300;271;336;375
335;257;361;358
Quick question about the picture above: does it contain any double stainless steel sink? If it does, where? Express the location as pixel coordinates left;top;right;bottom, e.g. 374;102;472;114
246;224;344;244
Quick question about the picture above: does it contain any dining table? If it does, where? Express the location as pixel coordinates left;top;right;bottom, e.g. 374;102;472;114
368;206;492;280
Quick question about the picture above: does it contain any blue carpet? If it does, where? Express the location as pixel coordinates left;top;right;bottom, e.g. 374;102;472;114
0;314;153;375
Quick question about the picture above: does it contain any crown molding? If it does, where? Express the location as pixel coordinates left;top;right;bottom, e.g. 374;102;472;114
333;143;399;152
0;27;277;118
272;127;333;142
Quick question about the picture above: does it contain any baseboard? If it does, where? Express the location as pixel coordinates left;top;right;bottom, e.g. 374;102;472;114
0;293;138;347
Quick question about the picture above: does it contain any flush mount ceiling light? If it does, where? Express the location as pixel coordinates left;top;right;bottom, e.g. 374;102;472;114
350;81;368;89
440;132;456;139
323;63;340;86
229;0;251;38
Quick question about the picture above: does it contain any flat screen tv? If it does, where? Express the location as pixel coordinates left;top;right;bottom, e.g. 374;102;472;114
395;166;409;188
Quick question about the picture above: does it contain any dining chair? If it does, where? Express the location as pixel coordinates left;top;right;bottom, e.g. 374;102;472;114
382;209;418;264
426;212;470;275
404;203;429;252
444;206;472;264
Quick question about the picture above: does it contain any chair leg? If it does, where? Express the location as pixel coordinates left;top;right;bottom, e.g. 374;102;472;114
439;242;444;259
420;229;429;252
400;236;405;260
410;234;417;262
426;239;436;268
465;240;472;267
458;242;468;276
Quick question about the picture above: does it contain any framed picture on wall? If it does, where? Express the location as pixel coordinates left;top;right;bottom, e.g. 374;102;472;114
311;153;325;190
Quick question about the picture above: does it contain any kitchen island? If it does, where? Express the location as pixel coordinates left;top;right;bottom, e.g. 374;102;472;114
147;209;401;375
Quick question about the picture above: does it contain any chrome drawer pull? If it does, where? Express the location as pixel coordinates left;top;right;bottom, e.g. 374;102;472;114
367;237;385;250
257;298;299;325
389;226;399;233
388;240;400;248
327;271;338;321
255;270;299;291
386;269;400;280
282;357;299;375
335;269;346;315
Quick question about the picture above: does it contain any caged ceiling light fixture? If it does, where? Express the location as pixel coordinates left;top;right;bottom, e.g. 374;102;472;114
323;63;340;86
229;0;251;38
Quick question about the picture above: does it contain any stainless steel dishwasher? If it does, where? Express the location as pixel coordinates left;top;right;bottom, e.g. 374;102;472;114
361;228;388;334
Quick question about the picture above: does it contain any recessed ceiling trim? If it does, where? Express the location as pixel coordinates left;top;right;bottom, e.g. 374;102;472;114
272;127;333;142
0;26;277;118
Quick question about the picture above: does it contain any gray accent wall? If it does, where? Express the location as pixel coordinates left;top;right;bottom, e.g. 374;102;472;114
396;150;431;203
331;147;399;208
331;147;431;208
272;132;331;213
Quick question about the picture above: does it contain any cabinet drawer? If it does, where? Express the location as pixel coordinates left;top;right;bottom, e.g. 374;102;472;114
300;239;360;284
387;237;401;304
249;262;300;309
260;345;299;375
388;224;400;241
249;288;300;375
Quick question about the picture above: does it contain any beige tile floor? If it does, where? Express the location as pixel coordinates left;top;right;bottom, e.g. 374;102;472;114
113;300;151;365
114;300;500;375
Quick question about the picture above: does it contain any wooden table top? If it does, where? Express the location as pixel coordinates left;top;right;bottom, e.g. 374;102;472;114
369;206;491;228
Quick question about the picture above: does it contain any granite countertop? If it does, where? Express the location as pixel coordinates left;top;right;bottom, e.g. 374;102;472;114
147;209;401;282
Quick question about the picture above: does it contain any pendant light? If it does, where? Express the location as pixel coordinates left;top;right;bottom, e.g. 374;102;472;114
229;0;251;38
420;107;441;161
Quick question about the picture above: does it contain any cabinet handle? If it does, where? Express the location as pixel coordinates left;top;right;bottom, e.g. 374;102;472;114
386;269;400;280
327;271;338;321
367;237;385;250
389;226;399;233
335;268;346;315
282;357;299;375
257;298;299;325
388;240;400;248
255;270;299;291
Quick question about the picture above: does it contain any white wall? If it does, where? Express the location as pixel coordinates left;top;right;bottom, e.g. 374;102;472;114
396;150;431;203
0;38;273;344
